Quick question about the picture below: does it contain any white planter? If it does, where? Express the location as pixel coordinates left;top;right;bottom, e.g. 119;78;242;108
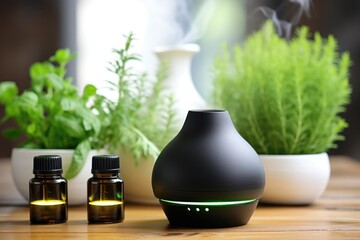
259;153;330;205
120;150;158;204
11;148;106;206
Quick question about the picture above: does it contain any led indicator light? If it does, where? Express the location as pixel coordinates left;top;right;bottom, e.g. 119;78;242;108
161;199;257;206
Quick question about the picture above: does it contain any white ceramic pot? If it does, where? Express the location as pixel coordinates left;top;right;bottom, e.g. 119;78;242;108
11;148;106;206
259;153;330;205
120;150;158;204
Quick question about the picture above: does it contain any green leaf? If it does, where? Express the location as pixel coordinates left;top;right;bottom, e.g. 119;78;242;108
26;123;37;135
125;33;134;50
50;48;76;65
46;126;73;149
78;108;101;134
30;63;56;91
29;62;53;79
82;118;93;132
45;73;63;90
54;114;86;138
0;82;18;104
18;91;38;108
65;140;91;179
4;101;20;118
82;84;97;100
2;128;22;139
60;98;78;111
82;117;101;134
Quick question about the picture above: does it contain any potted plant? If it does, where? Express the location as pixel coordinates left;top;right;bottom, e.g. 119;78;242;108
213;21;351;205
1;34;177;205
0;49;107;205
98;33;176;204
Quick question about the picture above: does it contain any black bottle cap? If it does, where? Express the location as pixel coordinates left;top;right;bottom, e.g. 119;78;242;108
33;155;63;174
92;155;120;174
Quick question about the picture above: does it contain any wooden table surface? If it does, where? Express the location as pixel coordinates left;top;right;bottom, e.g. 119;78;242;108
1;156;360;239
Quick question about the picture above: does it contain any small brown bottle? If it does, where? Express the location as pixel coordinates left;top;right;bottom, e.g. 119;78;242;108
29;155;68;224
87;155;124;223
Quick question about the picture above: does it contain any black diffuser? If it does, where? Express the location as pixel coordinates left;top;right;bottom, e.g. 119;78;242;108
152;110;265;228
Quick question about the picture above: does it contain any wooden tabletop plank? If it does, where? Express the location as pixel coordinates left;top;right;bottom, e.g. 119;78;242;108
1;156;360;239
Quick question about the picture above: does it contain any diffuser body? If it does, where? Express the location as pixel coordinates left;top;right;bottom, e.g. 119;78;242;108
152;110;265;228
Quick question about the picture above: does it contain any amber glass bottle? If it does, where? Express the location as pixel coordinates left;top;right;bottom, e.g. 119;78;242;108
29;155;68;224
87;155;124;223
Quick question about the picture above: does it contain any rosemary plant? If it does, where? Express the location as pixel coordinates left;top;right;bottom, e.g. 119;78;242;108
214;21;351;154
98;33;176;163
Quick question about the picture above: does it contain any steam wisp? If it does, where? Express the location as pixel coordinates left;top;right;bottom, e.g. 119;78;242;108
255;0;311;39
144;0;215;45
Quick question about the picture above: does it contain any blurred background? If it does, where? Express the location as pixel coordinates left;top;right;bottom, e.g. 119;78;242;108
0;0;359;159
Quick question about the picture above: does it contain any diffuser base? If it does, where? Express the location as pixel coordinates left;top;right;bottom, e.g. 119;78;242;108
159;199;259;228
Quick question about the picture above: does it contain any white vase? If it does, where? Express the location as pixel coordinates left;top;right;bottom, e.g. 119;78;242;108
154;43;208;126
259;153;330;205
120;150;158;204
11;148;107;206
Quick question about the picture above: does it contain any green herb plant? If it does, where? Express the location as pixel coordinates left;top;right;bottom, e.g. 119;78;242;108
214;21;351;154
0;49;102;179
0;34;176;177
97;33;176;163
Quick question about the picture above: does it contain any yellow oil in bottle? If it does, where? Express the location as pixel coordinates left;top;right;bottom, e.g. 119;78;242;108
87;155;124;223
29;155;68;224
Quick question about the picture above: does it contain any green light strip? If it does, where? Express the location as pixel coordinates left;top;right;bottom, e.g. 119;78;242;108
160;199;257;206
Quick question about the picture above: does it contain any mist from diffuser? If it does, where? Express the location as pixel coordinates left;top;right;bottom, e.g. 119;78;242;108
152;110;265;228
253;0;310;39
